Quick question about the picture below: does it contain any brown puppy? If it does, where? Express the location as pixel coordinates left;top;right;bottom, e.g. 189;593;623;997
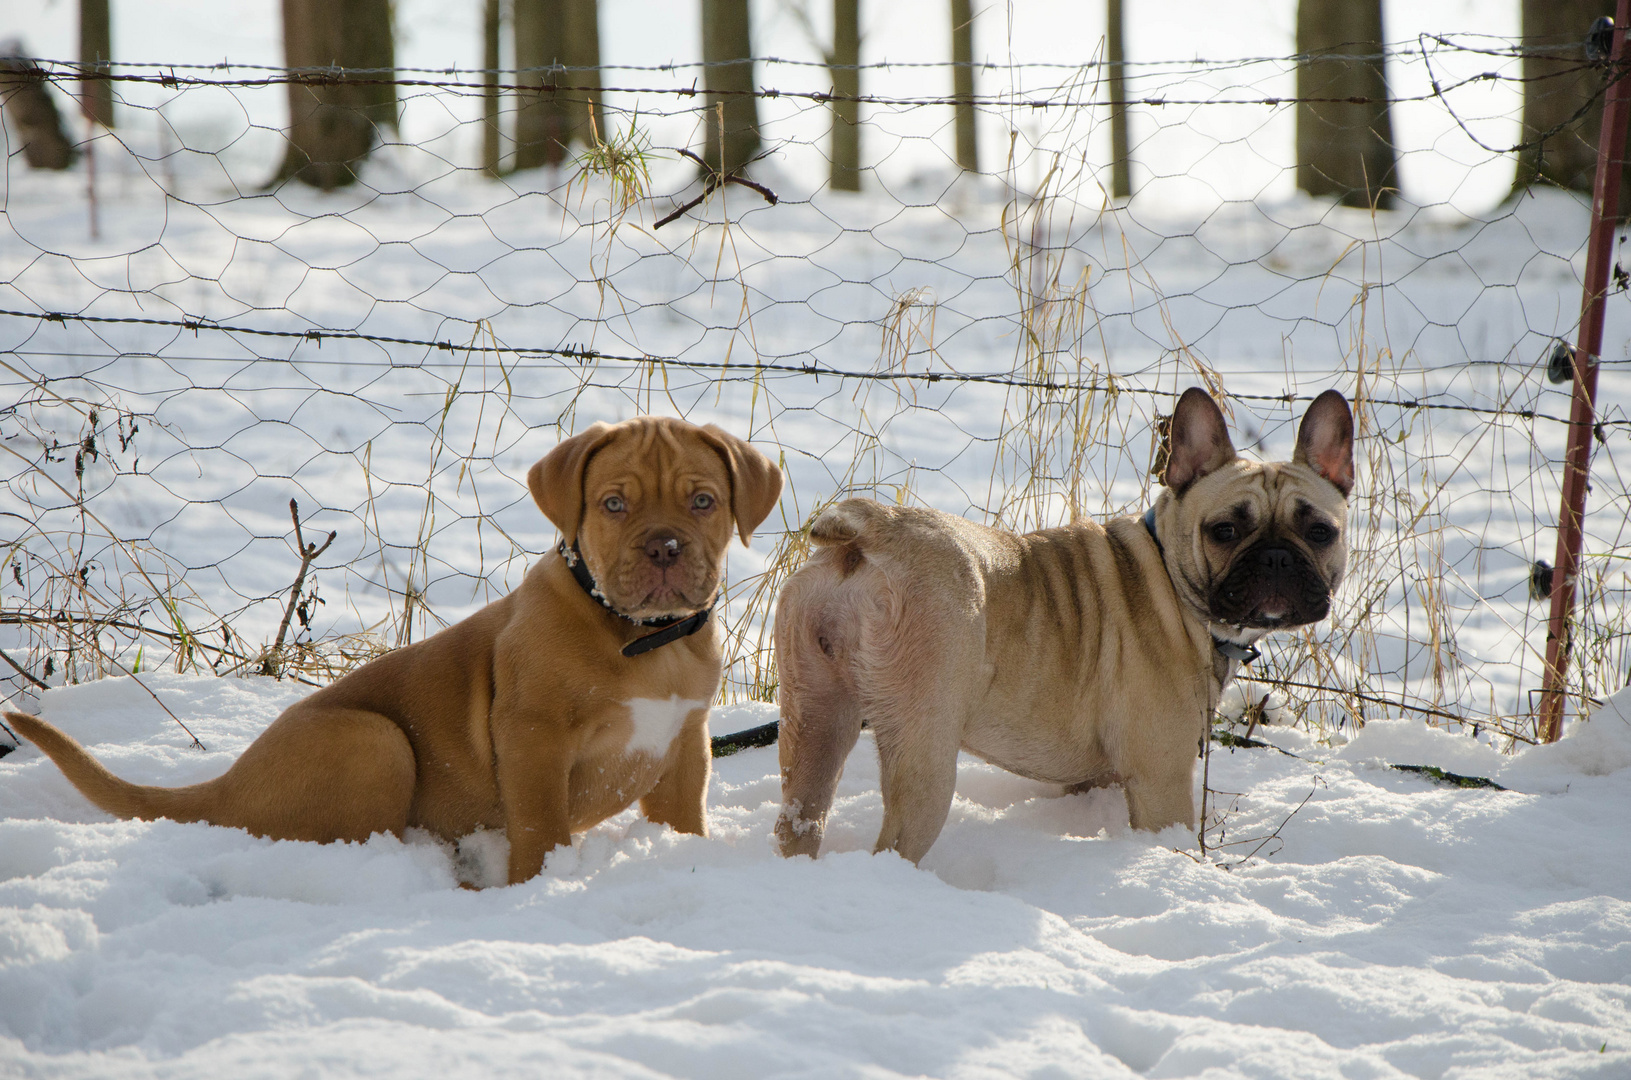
773;388;1352;863
6;416;782;885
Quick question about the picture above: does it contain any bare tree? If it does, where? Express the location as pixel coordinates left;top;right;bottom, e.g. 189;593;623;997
514;0;605;170
950;0;977;173
701;0;760;175
274;0;398;190
829;0;860;190
348;0;397;129
1106;0;1129;198
513;0;559;170
79;0;114;129
1511;0;1631;213
1294;0;1398;209
482;0;502;176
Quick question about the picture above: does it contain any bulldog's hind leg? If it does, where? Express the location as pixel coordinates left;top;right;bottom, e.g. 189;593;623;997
854;587;973;863
773;562;865;858
870;703;963;864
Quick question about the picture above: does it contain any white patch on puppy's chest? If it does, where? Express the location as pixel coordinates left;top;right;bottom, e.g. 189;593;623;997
622;696;705;757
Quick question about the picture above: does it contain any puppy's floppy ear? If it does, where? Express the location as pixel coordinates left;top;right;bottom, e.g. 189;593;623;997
529;422;618;543
1164;387;1237;493
697;425;784;545
1293;389;1355;497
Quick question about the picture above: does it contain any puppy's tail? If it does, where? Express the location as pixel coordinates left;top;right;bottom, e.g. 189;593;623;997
4;711;202;822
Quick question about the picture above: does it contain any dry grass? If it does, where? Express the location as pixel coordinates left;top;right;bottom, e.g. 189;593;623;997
3;329;1619;751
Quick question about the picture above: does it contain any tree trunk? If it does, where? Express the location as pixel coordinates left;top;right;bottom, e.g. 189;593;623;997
349;0;397;131
514;0;603;170
566;0;605;145
274;0;397;190
701;0;760;175
829;0;860;190
1106;0;1129;198
1511;0;1631;215
79;0;114;129
950;0;977;173
513;0;563;169
1294;0;1398;209
482;0;502;175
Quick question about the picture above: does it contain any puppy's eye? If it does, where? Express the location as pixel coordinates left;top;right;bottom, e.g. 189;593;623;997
691;493;715;511
1210;522;1238;543
603;496;627;514
1307;522;1336;545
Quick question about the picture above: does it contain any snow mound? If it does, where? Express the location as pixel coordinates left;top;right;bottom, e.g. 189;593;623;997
1502;686;1631;791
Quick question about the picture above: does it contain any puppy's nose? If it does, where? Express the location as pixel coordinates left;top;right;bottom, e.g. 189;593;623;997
645;535;684;567
1258;547;1293;573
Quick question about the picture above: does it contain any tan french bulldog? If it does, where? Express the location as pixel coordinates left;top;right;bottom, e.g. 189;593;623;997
8;416;782;885
772;388;1353;862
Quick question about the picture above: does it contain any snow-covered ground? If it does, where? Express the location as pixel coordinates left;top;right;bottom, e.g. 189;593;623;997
1;674;1629;1078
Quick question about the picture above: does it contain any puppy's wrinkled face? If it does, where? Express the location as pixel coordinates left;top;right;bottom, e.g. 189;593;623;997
577;426;736;620
1173;461;1348;632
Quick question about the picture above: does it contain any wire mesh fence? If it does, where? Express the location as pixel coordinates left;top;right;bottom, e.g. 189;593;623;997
3;32;1629;747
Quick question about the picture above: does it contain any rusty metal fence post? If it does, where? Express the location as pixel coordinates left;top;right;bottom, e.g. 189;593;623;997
1537;0;1631;743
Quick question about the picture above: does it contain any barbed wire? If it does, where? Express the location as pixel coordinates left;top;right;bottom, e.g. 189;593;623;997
9;65;1610;113
0;308;1616;427
10;32;1609;76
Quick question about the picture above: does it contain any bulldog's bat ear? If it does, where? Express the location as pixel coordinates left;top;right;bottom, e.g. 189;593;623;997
698;425;784;545
1164;387;1237;493
529;422;618;543
1294;390;1355;497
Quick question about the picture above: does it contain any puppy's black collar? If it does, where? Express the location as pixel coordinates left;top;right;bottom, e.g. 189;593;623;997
1141;507;1261;667
558;540;715;658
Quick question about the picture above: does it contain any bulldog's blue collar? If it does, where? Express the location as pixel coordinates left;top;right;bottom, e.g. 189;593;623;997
1141;507;1260;666
1142;506;1162;554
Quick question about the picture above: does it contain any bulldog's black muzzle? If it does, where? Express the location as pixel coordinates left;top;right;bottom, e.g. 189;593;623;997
1208;541;1332;630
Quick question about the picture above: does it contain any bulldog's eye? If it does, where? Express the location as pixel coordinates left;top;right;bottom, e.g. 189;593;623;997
603;495;627;514
691;493;715;511
1209;522;1238;543
1307;522;1336;545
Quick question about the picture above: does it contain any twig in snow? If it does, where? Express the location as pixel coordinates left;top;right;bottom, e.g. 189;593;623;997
262;499;335;677
1197;722;1213;860
1215;782;1323;868
0;646;48;690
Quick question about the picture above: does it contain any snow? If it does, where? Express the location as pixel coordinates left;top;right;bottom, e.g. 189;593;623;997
3;0;1631;1073
2;675;1629;1077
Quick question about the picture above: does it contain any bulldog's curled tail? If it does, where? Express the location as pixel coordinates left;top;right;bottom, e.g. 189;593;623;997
4;710;207;823
807;498;916;581
808;498;889;547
